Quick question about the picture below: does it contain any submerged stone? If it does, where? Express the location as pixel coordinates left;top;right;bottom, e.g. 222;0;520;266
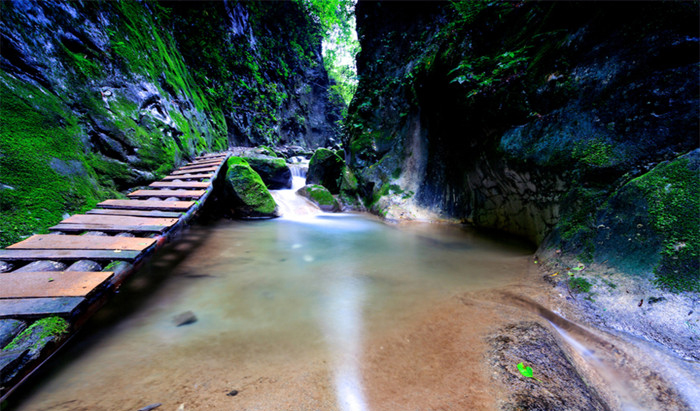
173;311;197;327
223;157;279;218
297;184;340;212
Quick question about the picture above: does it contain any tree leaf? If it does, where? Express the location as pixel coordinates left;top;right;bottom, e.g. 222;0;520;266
517;362;534;378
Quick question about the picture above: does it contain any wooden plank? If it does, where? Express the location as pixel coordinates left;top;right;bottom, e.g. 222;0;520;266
8;235;155;251
149;181;209;189
98;199;194;211
86;209;182;218
49;224;169;234
162;173;213;181
127;189;206;199
172;166;218;175
61;214;178;227
0;297;85;319
72;213;179;225
182;160;222;168
0;249;140;261
195;154;227;159
0;272;114;298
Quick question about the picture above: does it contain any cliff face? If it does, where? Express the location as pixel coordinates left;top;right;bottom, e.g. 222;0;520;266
345;1;699;290
0;0;341;247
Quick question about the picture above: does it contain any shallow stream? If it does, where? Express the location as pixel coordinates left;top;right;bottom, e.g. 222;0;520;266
11;179;699;410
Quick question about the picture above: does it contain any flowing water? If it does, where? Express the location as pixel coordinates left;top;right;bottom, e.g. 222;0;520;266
10;175;699;410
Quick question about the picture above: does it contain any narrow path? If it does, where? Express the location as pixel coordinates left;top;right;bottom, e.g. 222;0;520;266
0;152;230;400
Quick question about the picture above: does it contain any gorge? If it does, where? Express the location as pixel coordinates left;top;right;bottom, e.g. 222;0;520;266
1;1;698;410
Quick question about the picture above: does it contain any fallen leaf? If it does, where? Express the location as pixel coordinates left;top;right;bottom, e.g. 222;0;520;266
517;362;542;382
48;278;54;282
550;272;559;277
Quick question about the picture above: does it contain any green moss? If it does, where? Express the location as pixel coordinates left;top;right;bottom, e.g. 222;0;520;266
298;184;340;211
225;157;278;216
4;316;69;351
575;140;615;167
0;74;118;248
631;156;700;292
306;185;336;205
569;277;592;293
256;145;278;157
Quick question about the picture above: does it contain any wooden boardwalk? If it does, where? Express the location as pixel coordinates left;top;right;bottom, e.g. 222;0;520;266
0;152;230;399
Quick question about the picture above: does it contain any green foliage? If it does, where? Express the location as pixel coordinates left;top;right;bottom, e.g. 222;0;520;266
569;277;592;293
297;0;359;106
450;48;530;98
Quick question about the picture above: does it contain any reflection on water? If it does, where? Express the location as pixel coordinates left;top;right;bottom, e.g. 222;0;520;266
13;208;534;410
319;274;368;411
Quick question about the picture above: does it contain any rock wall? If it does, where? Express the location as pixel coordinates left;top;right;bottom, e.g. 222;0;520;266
344;1;699;290
0;0;341;247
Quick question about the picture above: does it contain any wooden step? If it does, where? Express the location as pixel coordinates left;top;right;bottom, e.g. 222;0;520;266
0;297;85;319
195;154;227;160
0;272;114;298
127;189;206;199
162;173;213;181
49;223;170;234
149;181;209;189
171;166;218;175
85;209;182;218
8;235;155;251
182;160;223;168
98;199;194;211
0;249;140;262
60;214;178;227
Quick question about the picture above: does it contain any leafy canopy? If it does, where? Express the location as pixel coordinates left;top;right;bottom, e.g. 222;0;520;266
297;0;359;107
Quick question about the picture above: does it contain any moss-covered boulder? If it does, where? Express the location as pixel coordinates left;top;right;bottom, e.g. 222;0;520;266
583;150;699;292
339;165;361;206
297;184;341;212
242;156;292;189
306;148;345;193
223;157;279;218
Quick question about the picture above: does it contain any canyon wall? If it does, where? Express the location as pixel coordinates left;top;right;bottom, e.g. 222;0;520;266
344;1;699;291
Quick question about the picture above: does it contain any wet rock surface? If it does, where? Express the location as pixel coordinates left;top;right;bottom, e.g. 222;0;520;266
242;156;293;190
488;321;609;411
306;148;345;194
297;184;340;212
173;311;198;327
222;157;279;218
0;319;27;348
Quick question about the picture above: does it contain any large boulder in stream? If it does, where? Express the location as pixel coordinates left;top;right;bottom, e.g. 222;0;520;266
223;157;279;218
306;148;344;193
297;184;340;212
242;156;292;189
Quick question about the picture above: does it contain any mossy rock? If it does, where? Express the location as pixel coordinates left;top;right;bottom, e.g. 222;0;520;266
297;184;341;212
306;148;345;194
568;150;699;292
224;157;279;218
242;156;292;189
255;145;278;157
339;166;361;206
3;316;69;355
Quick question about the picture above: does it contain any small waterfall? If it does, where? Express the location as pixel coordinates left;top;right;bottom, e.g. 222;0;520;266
271;162;321;218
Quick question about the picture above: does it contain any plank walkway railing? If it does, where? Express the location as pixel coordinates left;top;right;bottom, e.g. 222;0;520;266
0;152;230;400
